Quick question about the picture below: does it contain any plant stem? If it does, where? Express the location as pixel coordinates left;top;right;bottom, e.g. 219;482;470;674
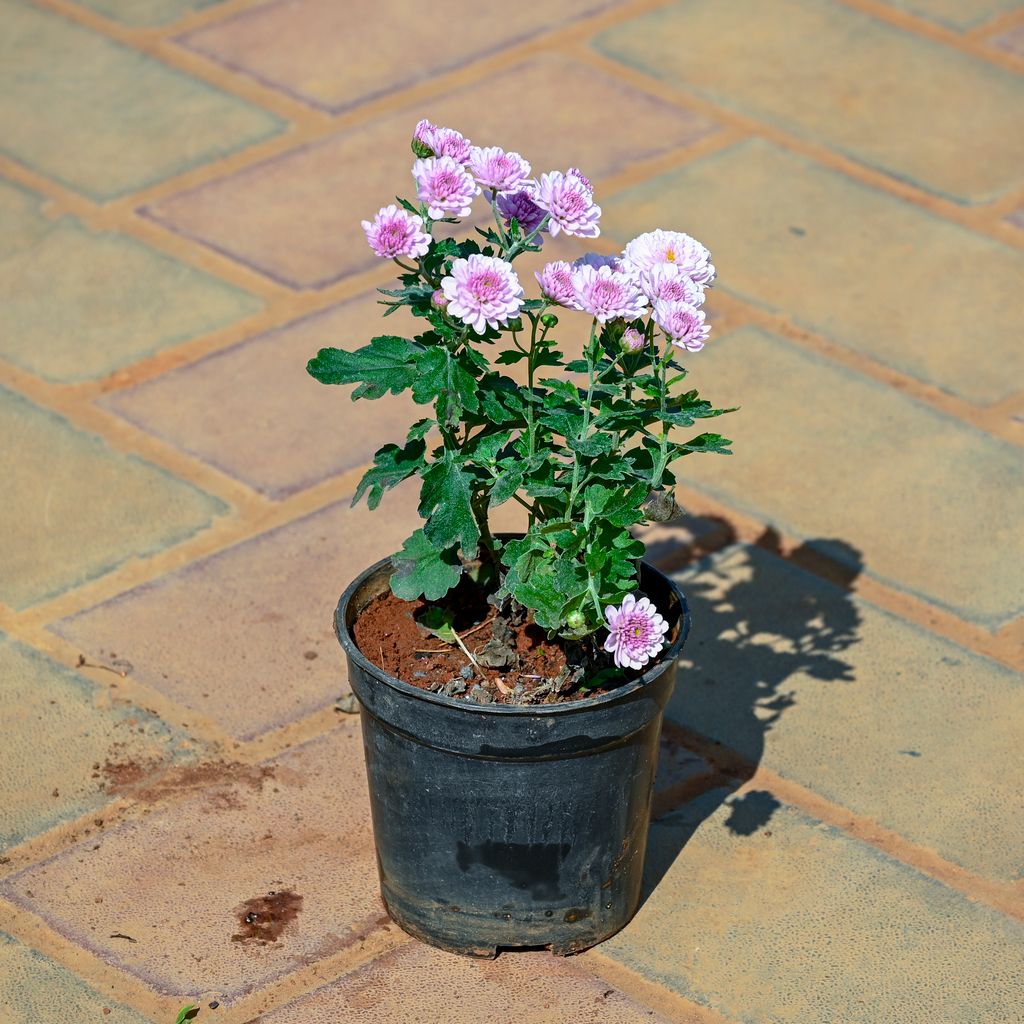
565;319;598;520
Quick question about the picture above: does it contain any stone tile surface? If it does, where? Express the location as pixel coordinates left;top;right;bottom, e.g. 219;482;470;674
1;727;382;1005
0;180;261;384
989;20;1024;56
594;0;1024;203
0;387;226;610
0;933;152;1024
670;545;1024;881
883;0;1020;28
0;636;189;850
77;0;222;27
256;941;674;1023
102;295;417;497
603;140;1024;405
656;327;1024;628
603;791;1024;1023
145;55;715;288
0;0;282;200
179;0;620;111
51;490;422;741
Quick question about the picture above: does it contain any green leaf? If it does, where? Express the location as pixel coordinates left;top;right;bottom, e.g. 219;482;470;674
406;417;434;442
468;429;513;466
567;432;614;458
495;349;527;365
175;1007;200;1024
420;452;480;555
412;346;480;421
420;606;457;643
670;432;734;456
584;481;648;528
391;530;462;601
353;439;426;510
488;461;524;508
306;336;420;399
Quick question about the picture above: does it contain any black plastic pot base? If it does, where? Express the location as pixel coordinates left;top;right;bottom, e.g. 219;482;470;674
337;555;689;958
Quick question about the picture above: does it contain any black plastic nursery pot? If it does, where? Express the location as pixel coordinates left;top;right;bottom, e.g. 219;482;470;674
334;556;690;958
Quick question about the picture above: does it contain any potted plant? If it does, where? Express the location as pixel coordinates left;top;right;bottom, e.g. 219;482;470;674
308;119;733;957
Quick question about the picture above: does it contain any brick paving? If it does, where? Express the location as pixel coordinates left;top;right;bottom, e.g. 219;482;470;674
0;0;1021;1021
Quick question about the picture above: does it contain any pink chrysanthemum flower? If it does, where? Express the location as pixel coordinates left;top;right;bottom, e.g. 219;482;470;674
621;326;646;352
535;260;577;307
497;189;547;237
413;156;480;220
468;146;532;193
412;119;472;163
653;300;711;352
621;229;715;286
574;252;621;272
360;204;432;260
639;263;705;305
604;594;669;670
441;254;524;334
572;264;648;323
534;169;601;238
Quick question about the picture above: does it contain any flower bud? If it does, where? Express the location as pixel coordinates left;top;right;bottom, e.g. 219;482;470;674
621;327;645;353
506;317;523;332
431;289;449;310
642;489;683;523
566;610;585;630
540;312;559;328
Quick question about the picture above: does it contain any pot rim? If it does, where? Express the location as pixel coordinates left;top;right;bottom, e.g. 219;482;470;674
334;553;690;718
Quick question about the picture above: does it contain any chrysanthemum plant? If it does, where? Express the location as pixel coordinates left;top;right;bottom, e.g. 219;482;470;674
308;120;733;678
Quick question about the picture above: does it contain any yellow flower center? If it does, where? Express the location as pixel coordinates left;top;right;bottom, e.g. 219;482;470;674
665;248;676;262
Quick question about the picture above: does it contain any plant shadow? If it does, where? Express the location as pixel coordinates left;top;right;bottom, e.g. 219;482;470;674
639;515;864;906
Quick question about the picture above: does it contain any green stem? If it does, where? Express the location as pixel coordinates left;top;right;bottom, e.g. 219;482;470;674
504;213;551;261
565;319;599;519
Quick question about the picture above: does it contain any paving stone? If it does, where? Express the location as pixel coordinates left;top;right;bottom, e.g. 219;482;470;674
1;727;383;1005
254;940;674;1024
0;933;151;1024
0;636;190;850
593;0;1024;203
0;387;226;610
651;327;1024;628
0;179;261;384
603;140;1024;405
178;0;619;112
0;0;282;200
101;294;417;498
603;791;1024;1023
882;0;1019;28
145;55;715;288
51;489;422;741
75;0;222;27
669;544;1024;881
990;21;1024;57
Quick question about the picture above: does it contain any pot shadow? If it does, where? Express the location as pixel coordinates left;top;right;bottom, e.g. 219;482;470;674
639;517;864;906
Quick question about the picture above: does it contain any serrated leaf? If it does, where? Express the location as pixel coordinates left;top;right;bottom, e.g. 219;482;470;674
420;452;480;555
306;336;420;398
489;461;524;508
495;349;527;365
352;439;426;510
412;346;480;420
391;530;462;601
567;432;614;458
468;429;513;466
406;417;434;442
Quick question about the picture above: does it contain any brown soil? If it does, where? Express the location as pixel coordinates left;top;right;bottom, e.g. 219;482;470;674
353;585;617;705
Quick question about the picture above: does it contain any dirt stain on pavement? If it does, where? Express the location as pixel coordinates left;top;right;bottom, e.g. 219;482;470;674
232;890;303;944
